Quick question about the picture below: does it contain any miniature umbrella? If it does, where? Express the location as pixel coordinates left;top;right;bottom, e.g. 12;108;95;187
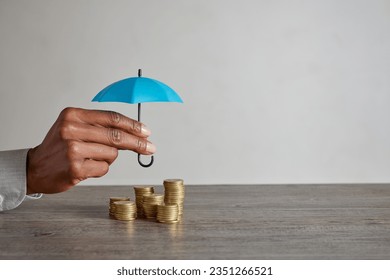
92;69;183;167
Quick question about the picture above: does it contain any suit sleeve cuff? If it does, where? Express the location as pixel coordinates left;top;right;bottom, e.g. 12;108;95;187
0;149;30;211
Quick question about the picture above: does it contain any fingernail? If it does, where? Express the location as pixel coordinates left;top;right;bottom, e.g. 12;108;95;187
141;125;151;136
146;143;156;153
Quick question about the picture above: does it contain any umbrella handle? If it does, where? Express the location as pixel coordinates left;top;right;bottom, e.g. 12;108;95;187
137;101;154;167
138;154;154;168
136;75;154;168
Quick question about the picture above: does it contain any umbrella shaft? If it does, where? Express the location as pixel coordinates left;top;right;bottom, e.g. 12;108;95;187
138;103;141;122
137;102;154;168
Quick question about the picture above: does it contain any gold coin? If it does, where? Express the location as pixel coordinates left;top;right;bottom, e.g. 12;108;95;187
157;220;180;224
156;203;179;223
134;187;155;218
162;178;185;221
109;178;185;221
163;179;184;185
134;185;155;191
110;197;131;201
109;197;131;216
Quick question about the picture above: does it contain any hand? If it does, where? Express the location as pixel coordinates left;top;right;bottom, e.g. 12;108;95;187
26;107;156;194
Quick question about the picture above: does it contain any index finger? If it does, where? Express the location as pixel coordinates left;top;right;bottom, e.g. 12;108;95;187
60;108;151;138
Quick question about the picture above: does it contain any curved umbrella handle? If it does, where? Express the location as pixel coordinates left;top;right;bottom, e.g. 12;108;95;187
138;154;154;168
137;70;154;168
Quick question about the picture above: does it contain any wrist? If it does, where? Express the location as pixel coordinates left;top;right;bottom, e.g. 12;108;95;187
26;147;38;195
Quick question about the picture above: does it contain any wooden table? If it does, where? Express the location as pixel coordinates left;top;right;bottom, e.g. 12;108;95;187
1;184;389;259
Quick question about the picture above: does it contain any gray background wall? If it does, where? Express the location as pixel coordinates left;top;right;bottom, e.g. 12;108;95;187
0;0;389;185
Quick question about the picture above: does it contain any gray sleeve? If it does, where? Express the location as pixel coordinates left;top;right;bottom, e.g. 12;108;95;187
0;149;30;211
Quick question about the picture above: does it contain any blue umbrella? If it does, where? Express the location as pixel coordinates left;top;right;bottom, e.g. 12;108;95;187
92;69;183;167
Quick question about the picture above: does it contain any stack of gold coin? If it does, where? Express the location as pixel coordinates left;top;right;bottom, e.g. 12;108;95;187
142;194;164;219
156;204;179;224
109;197;130;216
113;201;137;221
133;186;154;218
163;179;185;219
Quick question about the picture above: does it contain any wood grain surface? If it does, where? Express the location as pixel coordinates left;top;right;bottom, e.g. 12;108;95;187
1;184;389;259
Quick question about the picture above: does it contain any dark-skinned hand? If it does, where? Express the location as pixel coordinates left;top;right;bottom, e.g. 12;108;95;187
26;107;156;194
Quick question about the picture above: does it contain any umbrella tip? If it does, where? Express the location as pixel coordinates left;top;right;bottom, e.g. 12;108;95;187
138;69;142;77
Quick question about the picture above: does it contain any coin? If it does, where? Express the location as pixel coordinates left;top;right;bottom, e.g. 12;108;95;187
109;178;185;223
133;186;155;218
113;201;137;221
143;194;164;219
163;179;185;219
156;204;179;223
109;197;130;216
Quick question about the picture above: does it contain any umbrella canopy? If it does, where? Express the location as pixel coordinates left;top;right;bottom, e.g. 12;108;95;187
92;69;183;168
92;72;183;104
